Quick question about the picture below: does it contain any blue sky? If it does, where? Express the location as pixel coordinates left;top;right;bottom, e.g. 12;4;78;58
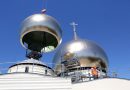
0;0;130;79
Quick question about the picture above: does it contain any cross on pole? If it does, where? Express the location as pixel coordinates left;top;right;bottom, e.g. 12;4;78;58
41;0;47;13
70;22;78;40
70;22;78;32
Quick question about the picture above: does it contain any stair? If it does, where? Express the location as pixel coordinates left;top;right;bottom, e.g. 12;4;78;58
0;73;71;90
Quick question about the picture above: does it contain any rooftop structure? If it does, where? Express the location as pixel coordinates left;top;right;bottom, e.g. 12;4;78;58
0;1;129;90
8;58;53;75
53;22;108;83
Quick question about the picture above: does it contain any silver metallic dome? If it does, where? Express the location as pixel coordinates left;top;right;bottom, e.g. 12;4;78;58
53;39;108;74
20;13;62;52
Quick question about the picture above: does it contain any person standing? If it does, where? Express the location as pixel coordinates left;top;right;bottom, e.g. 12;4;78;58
91;67;98;79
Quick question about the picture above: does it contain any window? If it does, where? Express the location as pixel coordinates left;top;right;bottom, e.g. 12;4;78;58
45;69;47;75
25;67;29;73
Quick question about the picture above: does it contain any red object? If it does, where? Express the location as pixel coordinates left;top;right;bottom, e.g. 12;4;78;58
91;67;98;76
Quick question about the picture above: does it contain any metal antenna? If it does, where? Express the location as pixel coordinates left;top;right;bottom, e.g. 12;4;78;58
70;22;78;40
41;0;47;13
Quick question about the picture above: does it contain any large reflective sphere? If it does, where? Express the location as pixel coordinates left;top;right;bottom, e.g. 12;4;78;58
20;14;62;52
53;39;108;75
